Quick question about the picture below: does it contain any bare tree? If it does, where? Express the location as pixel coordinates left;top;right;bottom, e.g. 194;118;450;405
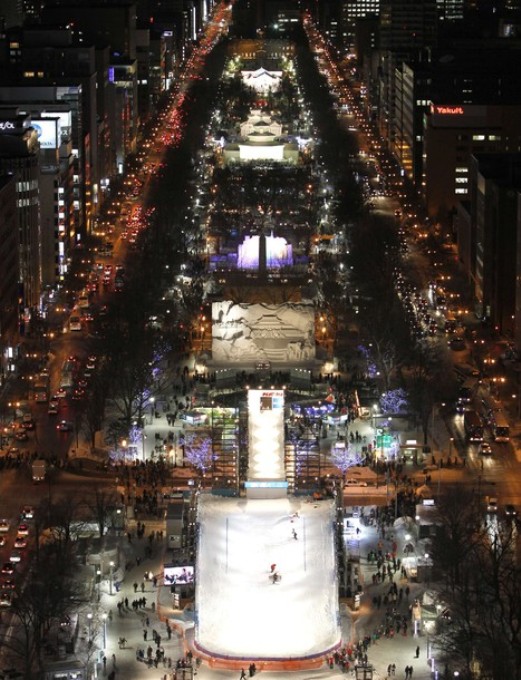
5;544;87;678
85;488;118;538
432;489;521;680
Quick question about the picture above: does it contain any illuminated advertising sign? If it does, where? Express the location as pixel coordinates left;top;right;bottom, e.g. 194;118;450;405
164;565;194;584
431;105;464;115
32;118;58;149
41;110;72;134
0;121;16;131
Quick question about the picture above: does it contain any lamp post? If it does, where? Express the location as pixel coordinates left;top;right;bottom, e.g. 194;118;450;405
109;561;114;596
150;396;155;424
96;568;101;601
8;401;20;422
87;612;93;642
102;613;107;650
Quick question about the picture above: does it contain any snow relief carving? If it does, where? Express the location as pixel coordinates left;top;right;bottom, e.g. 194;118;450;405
212;301;316;363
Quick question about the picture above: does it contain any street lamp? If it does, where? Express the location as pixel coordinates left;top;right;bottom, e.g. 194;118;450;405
150;396;155;423
96;568;102;601
87;612;93;642
102;613;107;650
109;561;115;596
8;401;20;422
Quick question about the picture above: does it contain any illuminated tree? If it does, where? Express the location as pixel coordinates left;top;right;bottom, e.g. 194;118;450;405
380;388;408;414
184;435;214;480
330;444;363;481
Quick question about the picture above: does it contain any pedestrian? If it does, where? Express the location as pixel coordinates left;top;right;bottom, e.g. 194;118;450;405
292;529;298;540
240;670;247;680
144;630;148;641
409;666;414;677
112;653;116;668
415;646;420;658
146;616;150;627
141;582;145;593
134;582;138;593
405;666;409;678
102;656;106;671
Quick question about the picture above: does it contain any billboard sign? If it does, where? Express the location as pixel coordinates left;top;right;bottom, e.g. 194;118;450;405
32;118;58;149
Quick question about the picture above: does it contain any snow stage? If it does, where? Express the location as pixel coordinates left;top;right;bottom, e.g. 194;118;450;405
195;495;341;662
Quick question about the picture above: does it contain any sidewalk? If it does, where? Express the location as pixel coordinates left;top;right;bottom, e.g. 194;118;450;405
348;519;433;680
92;524;185;679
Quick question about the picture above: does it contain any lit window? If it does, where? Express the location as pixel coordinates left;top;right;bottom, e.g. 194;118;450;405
472;135;485;141
455;177;468;184
455;188;468;194
455;167;468;174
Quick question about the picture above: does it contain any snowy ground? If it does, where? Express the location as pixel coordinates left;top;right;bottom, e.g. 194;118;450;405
195;495;341;660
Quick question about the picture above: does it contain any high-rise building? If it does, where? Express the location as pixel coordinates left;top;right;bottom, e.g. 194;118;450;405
0;173;20;383
423;103;521;223
462;153;521;338
0;114;41;311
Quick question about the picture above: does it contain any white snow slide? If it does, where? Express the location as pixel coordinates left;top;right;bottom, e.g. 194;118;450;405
195;495;341;659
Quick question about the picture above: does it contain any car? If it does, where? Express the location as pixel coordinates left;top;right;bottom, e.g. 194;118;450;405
17;524;29;536
455;399;466;414
53;388;67;400
0;519;10;533
479;442;492;455
0;579;15;590
449;337;466;351
9;551;22;564
21;506;34;520
21;420;35;430
487;497;498;513
13;537;27;549
1;563;15;575
48;401;59;415
56;420;72;432
15;431;29;441
0;591;13;607
0;537;5;547
344;479;369;487
505;504;517;517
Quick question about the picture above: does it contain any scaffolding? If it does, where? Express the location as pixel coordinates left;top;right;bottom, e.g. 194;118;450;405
210;406;241;495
